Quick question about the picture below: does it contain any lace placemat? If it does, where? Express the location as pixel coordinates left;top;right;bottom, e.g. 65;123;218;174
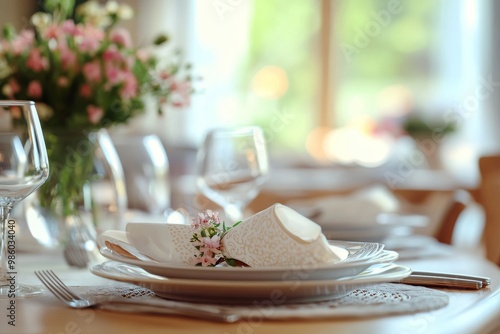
74;283;449;320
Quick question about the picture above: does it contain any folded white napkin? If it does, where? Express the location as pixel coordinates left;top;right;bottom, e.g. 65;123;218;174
98;223;194;264
223;203;348;266
288;185;400;228
98;204;348;267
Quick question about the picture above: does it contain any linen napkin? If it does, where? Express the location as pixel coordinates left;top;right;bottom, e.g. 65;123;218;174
98;204;348;267
288;185;400;228
222;203;348;266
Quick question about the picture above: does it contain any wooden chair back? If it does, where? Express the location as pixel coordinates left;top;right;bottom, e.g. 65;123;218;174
478;155;500;266
434;190;468;245
398;190;467;245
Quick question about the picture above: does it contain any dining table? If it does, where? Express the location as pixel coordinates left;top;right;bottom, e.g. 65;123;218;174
1;239;499;334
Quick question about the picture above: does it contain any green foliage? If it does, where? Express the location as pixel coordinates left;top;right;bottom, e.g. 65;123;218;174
38;131;98;216
403;117;456;138
153;34;169;46
1;24;16;40
44;0;76;21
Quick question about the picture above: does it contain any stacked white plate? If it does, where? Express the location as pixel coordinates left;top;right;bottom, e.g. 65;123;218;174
287;186;430;243
91;240;411;304
321;213;429;242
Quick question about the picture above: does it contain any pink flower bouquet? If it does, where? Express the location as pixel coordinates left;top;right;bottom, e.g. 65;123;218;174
0;0;195;227
0;0;193;129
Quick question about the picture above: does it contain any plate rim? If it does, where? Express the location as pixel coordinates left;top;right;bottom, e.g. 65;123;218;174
98;245;399;281
98;240;393;273
90;260;412;288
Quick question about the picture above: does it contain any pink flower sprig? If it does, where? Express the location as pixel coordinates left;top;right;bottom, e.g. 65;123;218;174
190;210;241;267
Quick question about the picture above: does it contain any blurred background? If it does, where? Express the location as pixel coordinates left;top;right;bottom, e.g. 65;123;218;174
3;0;500;203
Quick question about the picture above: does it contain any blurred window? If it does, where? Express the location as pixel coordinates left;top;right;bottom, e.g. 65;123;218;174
139;0;479;167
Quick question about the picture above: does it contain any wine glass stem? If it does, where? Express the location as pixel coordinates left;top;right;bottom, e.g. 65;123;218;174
0;206;12;284
224;204;244;226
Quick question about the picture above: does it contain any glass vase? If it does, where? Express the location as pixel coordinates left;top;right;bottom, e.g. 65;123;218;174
37;129;127;265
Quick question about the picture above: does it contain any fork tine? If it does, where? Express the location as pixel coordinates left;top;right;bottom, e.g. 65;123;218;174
35;270;82;303
35;270;71;303
46;270;82;299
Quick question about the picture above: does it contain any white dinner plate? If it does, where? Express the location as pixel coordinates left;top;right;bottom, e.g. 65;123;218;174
98;241;398;281
90;261;412;304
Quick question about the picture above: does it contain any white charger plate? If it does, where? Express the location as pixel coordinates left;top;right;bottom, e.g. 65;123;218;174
98;241;398;281
90;261;411;304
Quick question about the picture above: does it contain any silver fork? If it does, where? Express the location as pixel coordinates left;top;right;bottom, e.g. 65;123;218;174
34;270;241;323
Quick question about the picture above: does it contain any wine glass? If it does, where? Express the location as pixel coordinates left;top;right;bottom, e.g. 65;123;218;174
196;126;269;225
0;101;49;297
112;134;170;217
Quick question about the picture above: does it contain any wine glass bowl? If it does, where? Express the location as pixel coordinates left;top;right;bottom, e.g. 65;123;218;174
0;135;27;203
0;100;49;297
196;126;269;224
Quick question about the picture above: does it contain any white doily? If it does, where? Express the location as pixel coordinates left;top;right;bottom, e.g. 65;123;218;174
243;283;449;320
76;284;156;300
73;283;449;320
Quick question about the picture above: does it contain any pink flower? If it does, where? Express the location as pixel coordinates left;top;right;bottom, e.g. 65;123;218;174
79;37;100;53
159;70;171;80
200;235;222;254
9;78;20;94
43;24;61;39
205;210;220;224
191;215;202;229
87;105;103;124
27;80;42;98
169;81;192;108
82;61;101;82
59;46;78;71
103;46;124;63
61;20;77;35
197;254;218;267
71;24;85;38
26;48;48;72
80;84;92;98
110;27;132;48
105;65;123;85
192;210;220;229
78;25;105;53
120;72;138;99
10;30;34;54
57;77;69;87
